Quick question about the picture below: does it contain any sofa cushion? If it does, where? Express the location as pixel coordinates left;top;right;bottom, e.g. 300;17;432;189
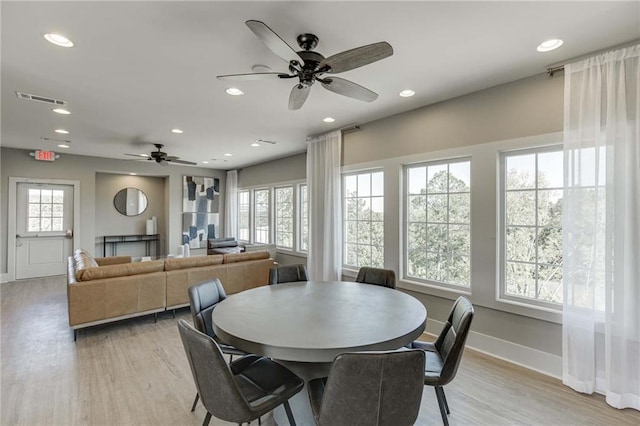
164;255;224;271
223;251;270;264
211;246;243;255
73;249;99;280
76;260;164;282
207;238;238;249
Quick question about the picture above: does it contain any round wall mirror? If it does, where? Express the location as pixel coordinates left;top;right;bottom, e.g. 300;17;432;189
114;188;148;216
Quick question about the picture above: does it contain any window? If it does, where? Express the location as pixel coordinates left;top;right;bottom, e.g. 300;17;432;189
299;184;309;252
343;171;384;268
28;188;65;232
253;189;270;244
406;159;471;287
274;186;294;249
500;147;563;305
238;190;250;242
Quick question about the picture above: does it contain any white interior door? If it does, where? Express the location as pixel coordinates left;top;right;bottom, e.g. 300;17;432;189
15;183;74;279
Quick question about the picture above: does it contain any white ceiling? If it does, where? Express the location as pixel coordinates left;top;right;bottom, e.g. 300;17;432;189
2;1;639;169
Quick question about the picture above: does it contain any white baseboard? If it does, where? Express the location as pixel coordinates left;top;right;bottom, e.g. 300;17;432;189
0;273;10;284
424;319;562;380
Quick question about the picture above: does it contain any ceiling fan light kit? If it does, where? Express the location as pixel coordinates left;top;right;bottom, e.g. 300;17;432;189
217;20;393;110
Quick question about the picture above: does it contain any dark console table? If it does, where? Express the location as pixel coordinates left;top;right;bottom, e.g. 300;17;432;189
102;234;160;257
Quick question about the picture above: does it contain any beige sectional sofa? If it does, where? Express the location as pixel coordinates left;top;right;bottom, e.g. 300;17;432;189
67;249;274;339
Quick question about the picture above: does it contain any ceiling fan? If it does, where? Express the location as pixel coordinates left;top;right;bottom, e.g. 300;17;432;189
125;143;197;166
217;20;393;110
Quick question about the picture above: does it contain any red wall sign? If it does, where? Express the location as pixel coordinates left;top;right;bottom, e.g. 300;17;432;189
34;150;56;161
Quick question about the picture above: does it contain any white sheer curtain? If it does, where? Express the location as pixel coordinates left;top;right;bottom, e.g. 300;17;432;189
224;170;238;238
306;131;342;281
562;44;639;410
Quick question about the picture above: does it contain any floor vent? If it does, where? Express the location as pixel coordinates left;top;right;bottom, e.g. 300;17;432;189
16;92;68;106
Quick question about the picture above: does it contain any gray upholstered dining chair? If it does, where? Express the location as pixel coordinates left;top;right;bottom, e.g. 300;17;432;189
409;296;474;426
307;349;425;426
177;320;304;426
355;266;397;289
188;279;247;412
269;264;309;285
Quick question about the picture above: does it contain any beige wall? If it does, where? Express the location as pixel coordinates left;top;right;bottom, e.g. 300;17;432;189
0;148;225;275
344;72;563;163
95;173;166;256
238;152;306;188
236;72;566;367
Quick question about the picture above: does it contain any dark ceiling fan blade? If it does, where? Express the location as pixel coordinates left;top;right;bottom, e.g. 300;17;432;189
320;77;378;102
168;159;198;166
217;72;293;81
288;84;311;110
246;20;305;66
319;42;393;74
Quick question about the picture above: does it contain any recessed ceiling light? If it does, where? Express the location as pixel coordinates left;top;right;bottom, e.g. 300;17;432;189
250;142;261;147
399;90;415;97
57;144;70;148
52;108;70;115
202;161;209;164
537;39;563;52
323;117;336;123
44;33;74;48
225;88;244;96
171;128;183;134
129;173;137;176
54;129;69;134
224;153;233;157
251;64;272;73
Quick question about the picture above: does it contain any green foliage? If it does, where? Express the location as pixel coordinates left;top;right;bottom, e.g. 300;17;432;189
407;169;471;287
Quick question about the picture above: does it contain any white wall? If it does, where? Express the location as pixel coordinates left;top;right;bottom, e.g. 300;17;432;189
0;148;225;275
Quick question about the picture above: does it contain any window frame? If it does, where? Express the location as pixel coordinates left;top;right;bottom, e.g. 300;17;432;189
403;157;472;291
342;169;385;271
236;180;308;257
298;183;309;253
497;144;564;311
274;185;295;250
252;188;271;244
237;189;251;243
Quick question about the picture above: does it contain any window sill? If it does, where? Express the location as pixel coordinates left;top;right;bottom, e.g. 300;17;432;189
399;279;562;324
398;279;471;301
275;249;308;259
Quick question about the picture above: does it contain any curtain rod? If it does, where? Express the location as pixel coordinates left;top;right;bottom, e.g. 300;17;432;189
546;39;640;77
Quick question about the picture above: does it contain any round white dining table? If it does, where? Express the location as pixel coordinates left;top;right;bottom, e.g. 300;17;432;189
212;280;427;425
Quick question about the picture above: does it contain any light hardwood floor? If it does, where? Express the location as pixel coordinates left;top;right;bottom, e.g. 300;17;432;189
1;276;638;425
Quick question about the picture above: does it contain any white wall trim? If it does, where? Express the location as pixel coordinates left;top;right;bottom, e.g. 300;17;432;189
0;273;9;284
425;319;562;380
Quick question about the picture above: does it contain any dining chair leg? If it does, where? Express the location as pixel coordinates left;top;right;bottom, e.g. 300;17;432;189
441;387;450;414
191;393;199;412
434;386;449;426
283;401;296;426
202;412;212;426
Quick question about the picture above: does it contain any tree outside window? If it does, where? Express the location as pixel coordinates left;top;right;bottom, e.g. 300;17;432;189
238;190;250;242
275;186;294;249
501;148;563;305
406;160;471;287
299;184;309;252
254;189;270;244
343;171;384;268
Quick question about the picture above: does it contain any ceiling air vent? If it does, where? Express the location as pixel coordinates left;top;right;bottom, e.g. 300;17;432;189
16;91;68;106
